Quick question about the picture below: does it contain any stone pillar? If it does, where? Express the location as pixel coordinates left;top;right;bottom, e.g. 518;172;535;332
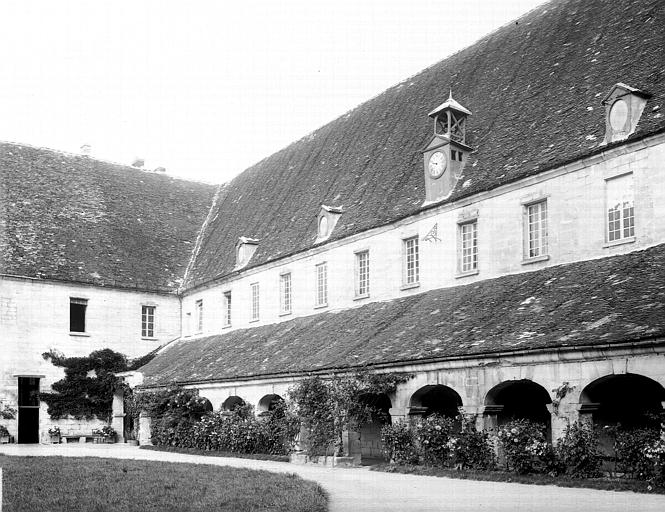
406;406;427;426
388;406;407;424
548;402;578;444
138;412;153;446
481;405;503;461
341;429;362;465
111;390;125;443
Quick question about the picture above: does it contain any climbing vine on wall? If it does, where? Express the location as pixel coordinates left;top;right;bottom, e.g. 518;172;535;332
288;370;412;456
40;348;149;421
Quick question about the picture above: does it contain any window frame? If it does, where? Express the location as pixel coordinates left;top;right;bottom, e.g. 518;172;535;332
250;282;260;322
141;305;156;338
604;172;635;247
314;262;328;308
195;299;203;333
354;250;370;299
457;219;479;277
222;290;232;328
401;236;420;289
69;297;88;334
279;272;292;316
522;199;550;264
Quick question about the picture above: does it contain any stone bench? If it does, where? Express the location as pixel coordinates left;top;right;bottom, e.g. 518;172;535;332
63;434;107;444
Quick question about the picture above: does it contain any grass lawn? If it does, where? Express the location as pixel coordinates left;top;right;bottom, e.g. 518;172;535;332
371;463;665;494
0;455;328;512
140;445;290;462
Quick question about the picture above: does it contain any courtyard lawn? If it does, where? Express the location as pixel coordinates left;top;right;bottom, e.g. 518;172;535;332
0;455;328;512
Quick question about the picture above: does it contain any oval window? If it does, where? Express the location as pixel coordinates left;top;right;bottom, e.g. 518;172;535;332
318;216;329;237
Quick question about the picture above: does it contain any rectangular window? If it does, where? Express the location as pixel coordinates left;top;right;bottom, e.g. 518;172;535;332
525;201;548;259
280;273;292;314
315;262;328;307
223;291;232;327
355;250;370;297
606;173;634;242
195;299;203;332
403;237;419;285
141;305;155;338
69;297;87;333
459;221;478;273
250;283;260;321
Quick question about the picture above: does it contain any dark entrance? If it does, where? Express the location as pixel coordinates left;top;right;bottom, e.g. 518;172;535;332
18;377;40;443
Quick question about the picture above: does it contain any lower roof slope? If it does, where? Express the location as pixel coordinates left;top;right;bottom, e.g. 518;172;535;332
0;142;216;291
140;244;665;387
183;0;665;289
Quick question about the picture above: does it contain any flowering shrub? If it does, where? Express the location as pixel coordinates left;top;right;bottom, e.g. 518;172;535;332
556;421;600;478
48;426;61;436
381;421;418;465
93;425;117;439
0;425;10;437
416;415;456;466
497;419;552;474
151;403;299;455
0;404;16;419
643;438;665;487
449;420;496;470
613;426;661;480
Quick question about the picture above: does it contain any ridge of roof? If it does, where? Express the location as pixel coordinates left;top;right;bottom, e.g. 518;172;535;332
183;0;665;289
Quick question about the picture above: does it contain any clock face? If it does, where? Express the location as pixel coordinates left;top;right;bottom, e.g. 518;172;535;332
428;151;447;179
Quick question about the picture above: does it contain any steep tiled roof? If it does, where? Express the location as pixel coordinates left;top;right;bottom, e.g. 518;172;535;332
0;142;216;291
140;244;665;386
184;0;665;289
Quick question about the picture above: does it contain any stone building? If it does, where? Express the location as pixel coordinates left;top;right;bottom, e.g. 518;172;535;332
2;0;665;453
0;144;216;442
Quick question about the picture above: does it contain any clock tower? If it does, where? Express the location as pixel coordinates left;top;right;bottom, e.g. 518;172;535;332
422;92;472;204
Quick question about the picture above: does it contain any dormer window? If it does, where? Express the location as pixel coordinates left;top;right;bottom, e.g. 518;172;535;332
234;236;259;270
315;205;343;243
602;83;650;145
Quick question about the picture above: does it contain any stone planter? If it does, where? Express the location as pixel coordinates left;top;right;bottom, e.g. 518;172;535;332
0;435;13;444
127;439;139;446
50;435;61;444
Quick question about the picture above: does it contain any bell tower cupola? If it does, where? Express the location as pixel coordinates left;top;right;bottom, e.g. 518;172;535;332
422;91;472;204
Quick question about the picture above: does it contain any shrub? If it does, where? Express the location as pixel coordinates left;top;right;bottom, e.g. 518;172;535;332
381;421;418;465
416;415;456;466
497;419;551;474
0;425;10;437
450;421;496;470
613;426;661;480
556;421;601;478
644;438;665;487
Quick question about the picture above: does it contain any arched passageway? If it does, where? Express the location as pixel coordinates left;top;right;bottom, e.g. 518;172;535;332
580;373;665;428
357;393;392;463
409;385;463;418
222;396;245;412
257;394;284;414
485;379;552;437
580;373;665;464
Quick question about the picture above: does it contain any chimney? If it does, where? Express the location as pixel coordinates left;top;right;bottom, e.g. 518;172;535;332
154;166;166;173
131;157;145;168
80;144;91;156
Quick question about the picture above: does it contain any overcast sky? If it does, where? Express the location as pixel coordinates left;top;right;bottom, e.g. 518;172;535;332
0;0;545;184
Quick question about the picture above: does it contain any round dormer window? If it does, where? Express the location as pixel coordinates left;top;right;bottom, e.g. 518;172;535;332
318;216;329;238
609;99;628;131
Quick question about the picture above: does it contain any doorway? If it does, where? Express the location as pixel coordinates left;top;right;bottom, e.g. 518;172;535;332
18;377;40;443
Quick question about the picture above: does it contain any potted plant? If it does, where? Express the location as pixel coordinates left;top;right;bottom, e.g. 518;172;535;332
0;425;11;444
48;426;61;444
94;425;117;443
0;404;16;420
